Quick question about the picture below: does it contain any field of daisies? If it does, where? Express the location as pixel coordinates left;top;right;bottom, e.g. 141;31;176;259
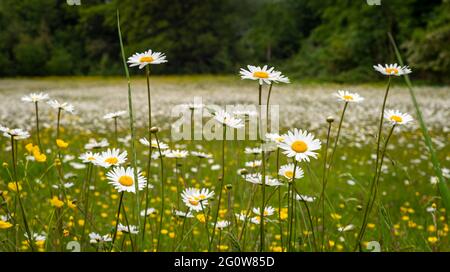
0;24;449;252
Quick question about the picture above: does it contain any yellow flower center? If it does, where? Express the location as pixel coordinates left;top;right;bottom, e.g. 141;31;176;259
140;56;154;63
118;175;133;187
284;170;294;178
291;140;308;153
343;95;353;101
198;194;206;200
390;115;403;123
385;68;399;74
88;156;95;161
253;71;269;79
105;157;118;165
189;198;199;206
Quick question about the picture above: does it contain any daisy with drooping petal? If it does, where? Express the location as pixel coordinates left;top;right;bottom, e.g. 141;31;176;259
181;187;215;212
278;129;321;162
214;110;244;129
21;92;49;103
139;137;169;150
106;166;146;193
127;49;167;69
98;148;127;168
239;65;279;85
335;90;364;103
103;111;127;120
47;99;75;114
79;151;101;164
279;164;304;180
117;223;139;234
384;110;413;126
373;63;412;76
272;70;290;84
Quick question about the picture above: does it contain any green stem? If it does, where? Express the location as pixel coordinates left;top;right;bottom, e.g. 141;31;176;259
319;120;332;251
117;11;140;249
209;124;226;251
34;102;41;149
10;136;34;252
258;83;266;252
287;160;298;252
355;77;391;251
155;133;165;252
111;191;124;251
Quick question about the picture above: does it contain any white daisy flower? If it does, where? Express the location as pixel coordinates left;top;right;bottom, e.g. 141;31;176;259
245;160;262;168
139;137;169;150
173;209;194;218
214;110;244;128
253;206;275;217
278;129;321;162
181;187;215;212
278;163;304;180
47;99;75;114
214;220;231;230
84;138;109;150
117;223;139;234
191;151;212;159
295;194;316;202
266;133;285;143
140;208;157;217
235;212;249;222
21;92;49;103
338;224;355;232
245;147;262;155
272;70;290;84
250;206;275;224
335;90;364;103
25;232;46;242
89;232;112;244
98;148;127;168
384;110;413;126
166;149;189;159
373;63;412;76
233;109;258;117
79;152;101;164
106;166;147;193
0;126;30;140
103;111;127;119
244;173;283;187
127;49;167;69
239;65;279;85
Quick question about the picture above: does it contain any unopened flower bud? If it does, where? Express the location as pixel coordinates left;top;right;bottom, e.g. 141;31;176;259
326;116;334;123
150;127;160;134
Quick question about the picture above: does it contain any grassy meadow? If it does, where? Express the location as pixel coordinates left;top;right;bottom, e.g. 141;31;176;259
0;76;449;252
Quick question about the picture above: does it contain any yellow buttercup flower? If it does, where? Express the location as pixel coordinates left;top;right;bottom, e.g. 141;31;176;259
8;182;22;192
67;200;77;210
33;150;47;162
50;196;64;208
0;220;13;229
56;139;69;149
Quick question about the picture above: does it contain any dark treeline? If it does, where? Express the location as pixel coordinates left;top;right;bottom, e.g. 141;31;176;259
0;0;449;82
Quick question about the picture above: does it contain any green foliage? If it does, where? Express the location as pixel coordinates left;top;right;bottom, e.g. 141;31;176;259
0;0;448;82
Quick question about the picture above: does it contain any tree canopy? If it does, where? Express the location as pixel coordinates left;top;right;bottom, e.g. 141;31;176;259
0;0;448;82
